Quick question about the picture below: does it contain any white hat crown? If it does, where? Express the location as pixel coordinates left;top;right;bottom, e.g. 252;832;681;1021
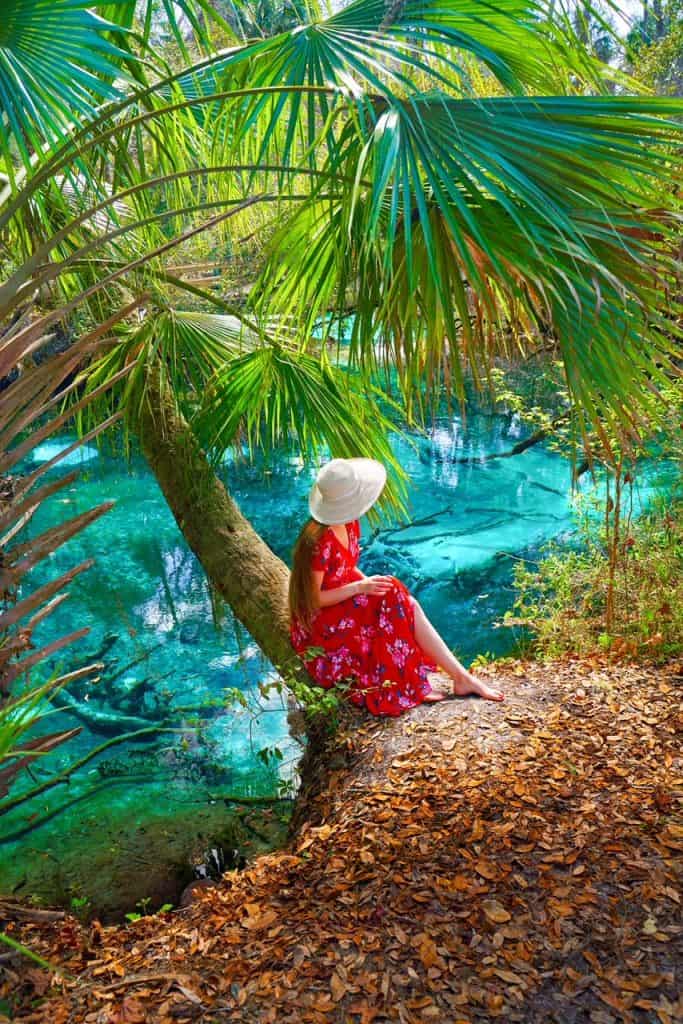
309;457;386;525
316;459;359;501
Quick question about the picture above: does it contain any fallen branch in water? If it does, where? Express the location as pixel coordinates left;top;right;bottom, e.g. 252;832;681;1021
369;505;453;541
0;773;181;844
0;726;180;817
50;687;153;735
448;411;572;465
209;792;294;807
369;413;574;543
49;690;227;738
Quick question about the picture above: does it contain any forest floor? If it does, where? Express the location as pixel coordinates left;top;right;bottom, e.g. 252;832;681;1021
3;656;681;1024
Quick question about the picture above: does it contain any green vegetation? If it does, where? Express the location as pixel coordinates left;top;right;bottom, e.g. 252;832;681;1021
508;494;683;661
570;1;682;94
124;898;173;924
627;0;683;95
496;366;683;662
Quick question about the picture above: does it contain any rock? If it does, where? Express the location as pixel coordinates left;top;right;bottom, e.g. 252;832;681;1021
0;798;288;924
179;878;217;907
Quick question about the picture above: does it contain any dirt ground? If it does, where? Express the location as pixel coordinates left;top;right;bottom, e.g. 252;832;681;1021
2;656;681;1024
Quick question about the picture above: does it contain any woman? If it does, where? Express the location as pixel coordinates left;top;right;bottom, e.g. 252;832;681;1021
289;458;504;716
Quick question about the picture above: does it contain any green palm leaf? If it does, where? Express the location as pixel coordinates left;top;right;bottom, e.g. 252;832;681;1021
222;0;612;170
99;0;238;62
1;0;681;445
254;88;683;428
80;305;408;511
195;343;408;513
82;309;253;431
0;0;130;170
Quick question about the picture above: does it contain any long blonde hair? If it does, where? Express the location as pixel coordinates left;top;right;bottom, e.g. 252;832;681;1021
289;519;327;629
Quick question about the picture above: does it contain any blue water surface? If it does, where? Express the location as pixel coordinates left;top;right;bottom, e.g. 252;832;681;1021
0;410;675;904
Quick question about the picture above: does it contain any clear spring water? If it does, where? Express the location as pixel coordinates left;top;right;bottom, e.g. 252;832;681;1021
0;409;675;912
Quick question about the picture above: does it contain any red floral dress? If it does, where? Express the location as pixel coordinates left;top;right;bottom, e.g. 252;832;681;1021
290;520;436;716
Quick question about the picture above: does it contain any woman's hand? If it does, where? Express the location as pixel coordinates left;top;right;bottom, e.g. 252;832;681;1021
356;575;394;597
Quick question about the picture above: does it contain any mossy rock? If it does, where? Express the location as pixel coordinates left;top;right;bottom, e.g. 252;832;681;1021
1;789;289;923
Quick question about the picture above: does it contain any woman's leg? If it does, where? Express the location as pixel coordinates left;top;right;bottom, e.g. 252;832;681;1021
412;599;504;701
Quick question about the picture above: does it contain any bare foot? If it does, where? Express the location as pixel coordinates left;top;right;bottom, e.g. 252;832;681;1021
452;672;505;702
423;690;448;703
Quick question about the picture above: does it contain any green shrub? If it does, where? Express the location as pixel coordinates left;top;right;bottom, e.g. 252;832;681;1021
508;495;683;662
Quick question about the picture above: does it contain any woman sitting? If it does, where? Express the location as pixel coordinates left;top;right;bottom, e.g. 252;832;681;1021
289;458;504;717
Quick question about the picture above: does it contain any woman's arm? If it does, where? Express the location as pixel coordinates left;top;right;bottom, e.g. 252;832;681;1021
313;571;394;608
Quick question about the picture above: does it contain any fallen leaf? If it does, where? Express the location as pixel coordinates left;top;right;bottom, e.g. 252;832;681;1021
330;972;346;1002
482;900;511;924
493;968;525;986
417;933;439;968
114;997;146;1023
474;860;498;880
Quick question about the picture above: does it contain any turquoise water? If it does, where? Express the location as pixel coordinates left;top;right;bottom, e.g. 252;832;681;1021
0;410;675;910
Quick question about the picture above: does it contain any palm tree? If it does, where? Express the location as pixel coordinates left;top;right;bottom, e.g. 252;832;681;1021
1;0;681;708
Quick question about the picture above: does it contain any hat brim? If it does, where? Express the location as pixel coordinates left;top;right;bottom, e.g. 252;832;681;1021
309;458;387;525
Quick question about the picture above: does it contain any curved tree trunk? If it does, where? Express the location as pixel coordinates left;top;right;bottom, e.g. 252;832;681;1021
134;365;365;829
136;362;299;678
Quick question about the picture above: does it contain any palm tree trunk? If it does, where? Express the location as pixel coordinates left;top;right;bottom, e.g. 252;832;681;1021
136;362;298;677
136;365;345;825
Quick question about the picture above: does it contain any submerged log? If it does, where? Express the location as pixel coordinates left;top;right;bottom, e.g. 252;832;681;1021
50;688;152;735
0;726;178;817
444;410;572;465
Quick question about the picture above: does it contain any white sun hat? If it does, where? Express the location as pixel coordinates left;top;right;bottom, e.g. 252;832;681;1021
309;458;386;525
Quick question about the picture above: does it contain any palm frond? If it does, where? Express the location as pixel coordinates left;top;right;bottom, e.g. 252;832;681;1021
254;89;683;428
100;0;238;54
1;0;681;451
0;327;123;796
76;308;259;446
194;342;408;514
0;0;130;172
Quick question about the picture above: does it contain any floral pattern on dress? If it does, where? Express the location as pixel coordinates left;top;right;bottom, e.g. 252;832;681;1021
290;519;436;717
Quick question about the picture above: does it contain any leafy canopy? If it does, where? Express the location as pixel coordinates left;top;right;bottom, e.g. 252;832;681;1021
0;0;681;459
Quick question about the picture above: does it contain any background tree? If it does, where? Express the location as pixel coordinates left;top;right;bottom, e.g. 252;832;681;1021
627;0;683;94
209;0;310;38
572;1;619;64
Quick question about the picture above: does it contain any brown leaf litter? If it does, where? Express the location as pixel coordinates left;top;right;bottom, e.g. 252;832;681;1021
2;657;681;1024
